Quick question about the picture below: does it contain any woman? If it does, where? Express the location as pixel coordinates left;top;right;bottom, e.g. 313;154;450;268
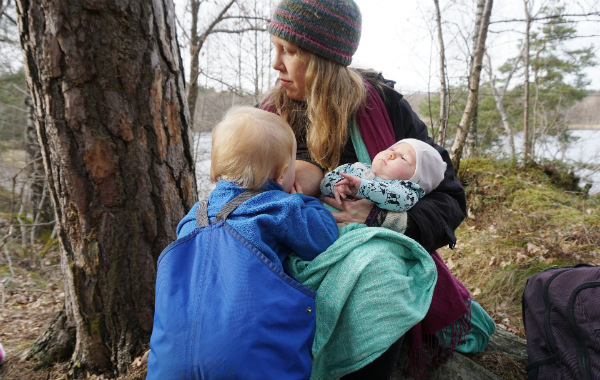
259;0;473;378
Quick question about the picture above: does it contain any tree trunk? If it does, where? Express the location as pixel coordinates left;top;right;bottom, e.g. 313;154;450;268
465;0;485;159
186;0;237;124
433;0;448;147
15;0;197;376
449;0;493;172
187;0;202;124
485;47;523;159
522;0;532;164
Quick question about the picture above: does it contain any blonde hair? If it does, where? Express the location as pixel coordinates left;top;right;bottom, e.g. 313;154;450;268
210;106;295;190
262;52;367;171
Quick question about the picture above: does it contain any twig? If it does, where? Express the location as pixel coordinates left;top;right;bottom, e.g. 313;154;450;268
31;182;49;246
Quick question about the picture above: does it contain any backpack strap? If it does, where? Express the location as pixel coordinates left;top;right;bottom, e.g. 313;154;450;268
196;189;264;228
196;200;210;227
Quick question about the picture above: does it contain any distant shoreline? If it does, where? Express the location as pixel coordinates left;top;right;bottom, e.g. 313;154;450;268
568;124;600;130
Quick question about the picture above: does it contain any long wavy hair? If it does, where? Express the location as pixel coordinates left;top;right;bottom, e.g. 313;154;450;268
262;51;367;171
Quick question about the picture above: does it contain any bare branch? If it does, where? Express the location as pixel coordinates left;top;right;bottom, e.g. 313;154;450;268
220;15;270;22
198;69;247;97
176;14;191;43
491;11;600;24
0;1;17;25
211;26;267;34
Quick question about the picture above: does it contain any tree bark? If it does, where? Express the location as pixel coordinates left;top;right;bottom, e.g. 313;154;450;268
15;0;197;376
449;0;493;171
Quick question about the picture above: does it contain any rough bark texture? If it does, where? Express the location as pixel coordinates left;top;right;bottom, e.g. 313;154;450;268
15;0;197;376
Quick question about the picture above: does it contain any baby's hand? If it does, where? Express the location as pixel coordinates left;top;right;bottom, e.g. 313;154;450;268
289;180;303;195
332;183;351;203
334;173;361;198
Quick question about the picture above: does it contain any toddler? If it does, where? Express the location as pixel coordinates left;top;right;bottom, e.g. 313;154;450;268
146;106;338;380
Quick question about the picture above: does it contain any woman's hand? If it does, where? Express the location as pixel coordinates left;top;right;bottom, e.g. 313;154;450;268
323;197;374;226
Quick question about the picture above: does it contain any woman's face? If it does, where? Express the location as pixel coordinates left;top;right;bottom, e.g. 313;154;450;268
271;35;311;101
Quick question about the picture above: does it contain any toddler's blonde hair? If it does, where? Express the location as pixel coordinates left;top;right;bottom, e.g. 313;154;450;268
210;106;295;190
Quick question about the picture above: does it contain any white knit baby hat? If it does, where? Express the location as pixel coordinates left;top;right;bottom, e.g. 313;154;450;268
396;138;447;194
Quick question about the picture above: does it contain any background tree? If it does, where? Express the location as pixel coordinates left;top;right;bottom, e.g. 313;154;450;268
522;0;532;163
449;0;493;171
485;47;523;158
180;0;270;124
433;0;449;146
15;0;197;377
465;0;487;158
526;2;595;155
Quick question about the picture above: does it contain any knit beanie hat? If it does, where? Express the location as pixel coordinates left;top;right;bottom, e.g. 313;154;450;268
396;138;447;194
268;0;361;66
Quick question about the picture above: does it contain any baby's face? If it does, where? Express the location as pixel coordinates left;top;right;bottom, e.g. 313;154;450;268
371;143;416;181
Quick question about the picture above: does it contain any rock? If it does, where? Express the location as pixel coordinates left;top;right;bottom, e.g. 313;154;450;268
390;327;527;380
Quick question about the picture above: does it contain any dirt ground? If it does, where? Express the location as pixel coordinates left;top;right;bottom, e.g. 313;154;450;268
0;244;148;380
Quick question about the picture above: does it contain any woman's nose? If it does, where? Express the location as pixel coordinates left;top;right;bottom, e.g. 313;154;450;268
272;53;284;71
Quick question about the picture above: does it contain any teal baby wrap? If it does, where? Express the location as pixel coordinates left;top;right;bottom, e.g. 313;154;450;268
287;224;437;380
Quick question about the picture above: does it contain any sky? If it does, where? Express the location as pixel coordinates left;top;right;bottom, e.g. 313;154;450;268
173;0;600;94
349;0;600;93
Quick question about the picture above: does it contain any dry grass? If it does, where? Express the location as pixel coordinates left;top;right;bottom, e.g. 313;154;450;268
439;157;600;337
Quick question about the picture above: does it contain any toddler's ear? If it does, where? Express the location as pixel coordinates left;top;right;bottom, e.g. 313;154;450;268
274;166;286;187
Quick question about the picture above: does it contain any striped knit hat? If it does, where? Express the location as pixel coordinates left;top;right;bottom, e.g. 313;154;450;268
268;0;361;66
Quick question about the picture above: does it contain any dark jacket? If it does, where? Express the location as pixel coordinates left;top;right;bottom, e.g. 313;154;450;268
296;72;466;253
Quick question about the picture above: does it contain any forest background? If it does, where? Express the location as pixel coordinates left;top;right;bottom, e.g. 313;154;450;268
0;0;599;379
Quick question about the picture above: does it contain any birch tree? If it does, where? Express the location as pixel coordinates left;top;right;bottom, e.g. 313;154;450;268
450;0;494;171
181;0;270;124
433;0;449;146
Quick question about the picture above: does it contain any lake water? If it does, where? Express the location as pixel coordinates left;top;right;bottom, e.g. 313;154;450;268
494;129;600;195
193;129;600;198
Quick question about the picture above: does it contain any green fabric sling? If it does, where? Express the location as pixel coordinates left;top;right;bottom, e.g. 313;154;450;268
349;117;371;165
287;224;436;380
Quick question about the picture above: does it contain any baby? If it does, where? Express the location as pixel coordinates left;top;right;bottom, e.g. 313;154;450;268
321;138;447;212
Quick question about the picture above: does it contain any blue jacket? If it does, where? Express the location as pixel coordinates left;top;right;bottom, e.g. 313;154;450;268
177;179;338;267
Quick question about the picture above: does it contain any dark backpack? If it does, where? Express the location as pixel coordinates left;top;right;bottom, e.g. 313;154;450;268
522;264;600;380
